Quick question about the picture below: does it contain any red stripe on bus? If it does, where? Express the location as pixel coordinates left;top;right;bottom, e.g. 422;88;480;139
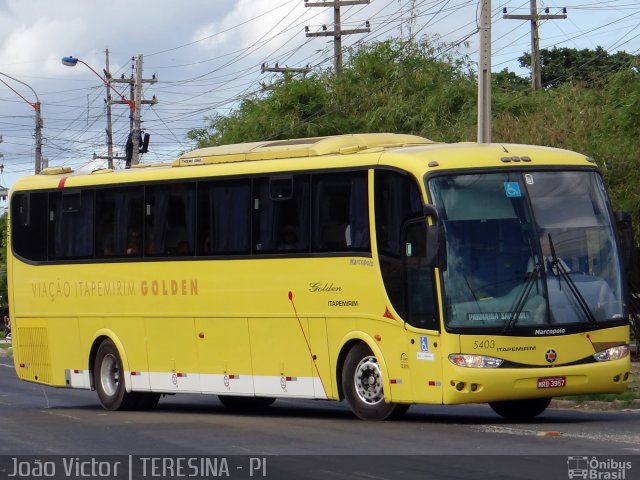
58;177;68;189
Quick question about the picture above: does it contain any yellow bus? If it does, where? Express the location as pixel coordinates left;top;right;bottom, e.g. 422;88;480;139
7;133;631;420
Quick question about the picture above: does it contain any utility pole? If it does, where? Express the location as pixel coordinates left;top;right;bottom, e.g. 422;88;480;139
0;72;42;173
112;54;158;166
305;1;371;75
261;63;312;77
503;2;567;90
477;0;491;143
34;101;43;173
132;54;144;166
105;48;113;166
92;49;127;169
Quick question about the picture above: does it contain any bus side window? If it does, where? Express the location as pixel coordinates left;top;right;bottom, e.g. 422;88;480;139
95;187;144;258
197;179;251;255
253;175;310;253
11;192;48;261
48;190;94;260
312;171;370;253
145;183;196;257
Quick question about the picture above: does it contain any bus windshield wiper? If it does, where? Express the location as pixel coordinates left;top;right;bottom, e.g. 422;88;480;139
503;262;542;333
548;233;599;327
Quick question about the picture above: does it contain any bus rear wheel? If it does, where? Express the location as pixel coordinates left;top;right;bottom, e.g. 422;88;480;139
94;339;138;411
489;397;551;420
342;343;409;420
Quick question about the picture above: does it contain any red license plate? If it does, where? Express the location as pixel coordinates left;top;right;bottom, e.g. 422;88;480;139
537;376;566;389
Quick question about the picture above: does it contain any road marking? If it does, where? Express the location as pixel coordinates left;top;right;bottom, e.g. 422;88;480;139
0;363;14;368
41;410;83;421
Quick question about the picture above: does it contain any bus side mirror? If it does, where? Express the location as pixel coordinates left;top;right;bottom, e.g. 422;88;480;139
424;204;446;270
423;203;439;222
404;213;447;271
426;223;447;271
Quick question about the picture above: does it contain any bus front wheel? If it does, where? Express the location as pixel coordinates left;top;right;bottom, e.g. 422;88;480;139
342;343;409;420
94;339;138;411
489;397;551;420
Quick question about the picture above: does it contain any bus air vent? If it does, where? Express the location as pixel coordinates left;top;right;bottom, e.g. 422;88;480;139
40;167;73;175
173;133;434;167
15;326;52;384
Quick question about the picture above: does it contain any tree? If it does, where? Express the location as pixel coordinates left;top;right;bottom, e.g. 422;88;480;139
188;38;478;147
518;46;639;88
492;68;529;92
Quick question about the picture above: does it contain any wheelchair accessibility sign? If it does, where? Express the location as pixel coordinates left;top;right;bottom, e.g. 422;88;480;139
504;182;522;198
417;336;435;361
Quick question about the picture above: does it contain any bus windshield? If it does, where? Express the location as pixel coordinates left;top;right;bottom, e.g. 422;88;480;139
428;170;624;333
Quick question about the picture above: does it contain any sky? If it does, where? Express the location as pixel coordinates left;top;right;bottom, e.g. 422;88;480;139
0;0;638;192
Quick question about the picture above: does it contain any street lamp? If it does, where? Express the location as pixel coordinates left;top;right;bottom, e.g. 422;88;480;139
61;56;135;112
0;72;43;174
62;55;136;169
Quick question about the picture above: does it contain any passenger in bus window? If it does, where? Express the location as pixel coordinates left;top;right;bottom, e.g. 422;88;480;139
127;231;141;255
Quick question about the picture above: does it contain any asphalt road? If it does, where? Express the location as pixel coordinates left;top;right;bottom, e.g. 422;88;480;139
0;357;638;479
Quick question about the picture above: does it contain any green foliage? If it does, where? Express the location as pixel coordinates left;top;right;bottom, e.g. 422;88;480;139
189;38;478;146
493;68;529;93
518;46;640;88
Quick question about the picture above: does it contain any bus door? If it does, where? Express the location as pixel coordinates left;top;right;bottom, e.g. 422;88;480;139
195;317;254;395
403;220;443;404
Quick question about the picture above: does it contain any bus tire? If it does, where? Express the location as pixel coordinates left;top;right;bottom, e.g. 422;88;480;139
218;395;276;410
342;343;408;420
489;397;551;420
94;339;138;411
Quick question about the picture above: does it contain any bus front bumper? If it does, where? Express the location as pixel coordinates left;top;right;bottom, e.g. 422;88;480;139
441;357;631;405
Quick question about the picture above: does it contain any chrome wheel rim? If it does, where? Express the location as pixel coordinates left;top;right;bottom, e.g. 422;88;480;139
100;353;119;397
353;355;384;405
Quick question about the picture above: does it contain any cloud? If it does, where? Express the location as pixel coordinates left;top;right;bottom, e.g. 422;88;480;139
193;0;329;57
0;17;93;77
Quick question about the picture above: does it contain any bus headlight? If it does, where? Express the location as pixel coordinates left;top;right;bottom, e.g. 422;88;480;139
593;345;629;362
448;354;503;368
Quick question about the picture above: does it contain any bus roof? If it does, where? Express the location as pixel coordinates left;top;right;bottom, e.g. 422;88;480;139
11;133;595;192
174;133;433;165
